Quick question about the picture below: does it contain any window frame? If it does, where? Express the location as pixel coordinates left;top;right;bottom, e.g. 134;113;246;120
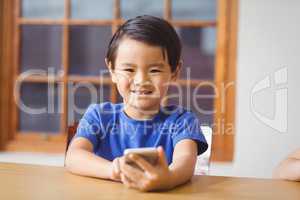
3;0;238;161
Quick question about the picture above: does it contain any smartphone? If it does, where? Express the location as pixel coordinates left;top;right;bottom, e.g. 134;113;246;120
124;147;158;169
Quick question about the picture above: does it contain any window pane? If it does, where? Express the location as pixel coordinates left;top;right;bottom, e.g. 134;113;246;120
172;0;216;20
167;84;214;125
68;83;111;123
176;27;216;80
69;26;112;76
22;0;64;19
21;25;62;74
19;83;61;133
71;0;113;19
121;0;163;19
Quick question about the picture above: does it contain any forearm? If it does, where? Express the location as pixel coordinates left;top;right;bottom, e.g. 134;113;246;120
65;149;113;180
167;156;196;189
164;139;198;189
273;158;300;181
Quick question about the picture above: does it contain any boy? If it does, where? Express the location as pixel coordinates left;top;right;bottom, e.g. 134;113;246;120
65;15;208;191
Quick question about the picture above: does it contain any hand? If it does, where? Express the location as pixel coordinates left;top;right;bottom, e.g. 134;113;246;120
119;146;172;191
110;157;122;182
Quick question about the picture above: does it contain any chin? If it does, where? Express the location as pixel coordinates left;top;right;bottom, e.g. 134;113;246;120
131;103;160;113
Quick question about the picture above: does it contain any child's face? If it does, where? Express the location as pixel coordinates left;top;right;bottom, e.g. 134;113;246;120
108;38;179;118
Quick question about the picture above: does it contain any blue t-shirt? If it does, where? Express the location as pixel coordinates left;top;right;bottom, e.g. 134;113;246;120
74;102;208;164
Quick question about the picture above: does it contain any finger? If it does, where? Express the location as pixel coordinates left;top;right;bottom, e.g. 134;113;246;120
121;160;145;182
129;154;155;173
121;173;138;189
120;173;131;187
157;146;168;166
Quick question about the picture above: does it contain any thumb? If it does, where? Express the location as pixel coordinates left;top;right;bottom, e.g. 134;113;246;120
157;146;168;166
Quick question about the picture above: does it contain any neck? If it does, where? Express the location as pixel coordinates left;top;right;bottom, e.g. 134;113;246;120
123;104;160;120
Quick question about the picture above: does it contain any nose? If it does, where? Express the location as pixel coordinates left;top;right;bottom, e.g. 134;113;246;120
133;70;149;85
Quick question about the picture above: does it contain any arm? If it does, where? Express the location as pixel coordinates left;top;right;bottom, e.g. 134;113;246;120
167;139;198;188
273;149;300;181
65;137;120;181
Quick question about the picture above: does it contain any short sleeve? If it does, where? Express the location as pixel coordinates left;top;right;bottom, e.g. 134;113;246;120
172;112;208;155
74;104;101;150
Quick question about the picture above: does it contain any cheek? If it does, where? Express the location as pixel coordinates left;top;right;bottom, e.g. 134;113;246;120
155;79;171;95
116;77;131;92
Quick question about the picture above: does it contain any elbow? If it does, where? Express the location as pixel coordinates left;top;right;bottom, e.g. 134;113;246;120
65;159;79;175
273;168;300;181
64;149;86;175
64;159;71;171
273;159;300;181
64;150;75;172
272;165;283;179
273;170;284;180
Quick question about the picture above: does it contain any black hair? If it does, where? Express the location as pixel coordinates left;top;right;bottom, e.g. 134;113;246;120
106;15;182;73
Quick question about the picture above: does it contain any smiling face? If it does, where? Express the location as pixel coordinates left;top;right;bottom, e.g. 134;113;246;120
107;38;179;120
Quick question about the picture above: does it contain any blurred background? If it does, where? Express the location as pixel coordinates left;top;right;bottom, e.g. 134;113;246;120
0;0;299;179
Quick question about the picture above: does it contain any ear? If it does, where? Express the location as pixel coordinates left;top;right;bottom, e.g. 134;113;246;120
105;58;117;83
171;60;182;81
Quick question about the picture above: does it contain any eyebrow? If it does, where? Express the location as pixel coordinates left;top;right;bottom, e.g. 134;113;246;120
148;62;165;67
120;63;136;67
120;62;165;67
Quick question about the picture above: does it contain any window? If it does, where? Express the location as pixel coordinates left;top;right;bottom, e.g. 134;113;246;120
9;0;238;161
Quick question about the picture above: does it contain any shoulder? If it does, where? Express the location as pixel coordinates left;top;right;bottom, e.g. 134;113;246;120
161;105;199;122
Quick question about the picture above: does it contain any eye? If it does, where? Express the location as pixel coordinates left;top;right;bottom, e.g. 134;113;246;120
123;68;134;72
150;69;162;73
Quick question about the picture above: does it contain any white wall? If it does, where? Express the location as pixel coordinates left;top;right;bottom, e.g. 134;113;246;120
210;0;300;179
